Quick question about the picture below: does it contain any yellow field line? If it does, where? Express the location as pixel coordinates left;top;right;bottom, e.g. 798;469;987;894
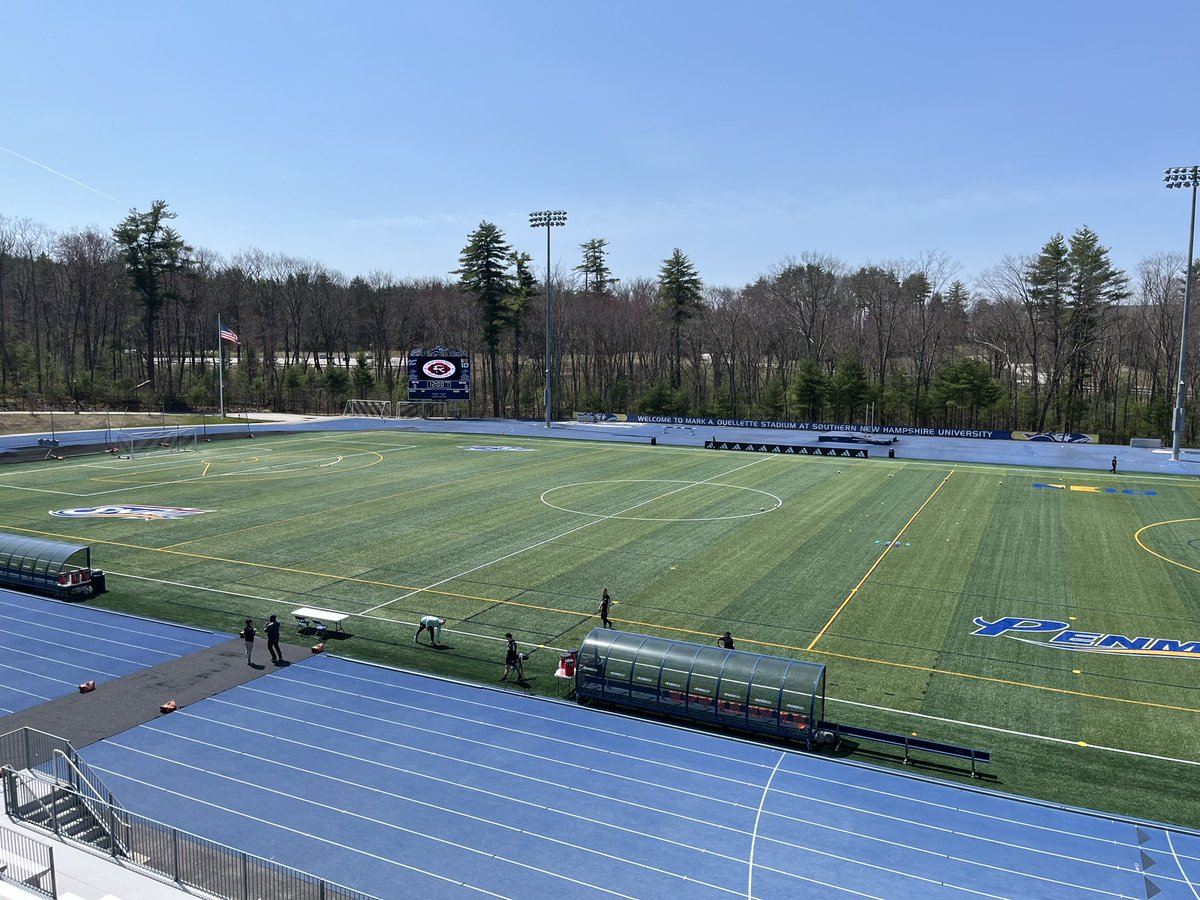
0;525;606;621
809;647;1200;715
1135;518;1200;574
583;614;1200;715
806;467;956;651
8;462;1196;718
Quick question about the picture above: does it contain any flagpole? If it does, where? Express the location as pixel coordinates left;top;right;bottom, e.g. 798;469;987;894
218;315;226;419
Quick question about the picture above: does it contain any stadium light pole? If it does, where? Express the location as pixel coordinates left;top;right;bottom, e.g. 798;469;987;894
529;210;567;427
1165;166;1200;461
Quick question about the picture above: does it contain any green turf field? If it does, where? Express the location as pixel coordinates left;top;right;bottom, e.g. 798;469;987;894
3;429;1199;827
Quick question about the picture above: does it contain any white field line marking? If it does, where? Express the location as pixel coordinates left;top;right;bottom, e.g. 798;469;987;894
272;669;1173;859
361;455;775;614
108;572;517;651
829;696;1200;768
99;568;1200;780
96;737;716;899
0;441;411;499
236;678;1145;883
747;753;786;899
1166;830;1200;899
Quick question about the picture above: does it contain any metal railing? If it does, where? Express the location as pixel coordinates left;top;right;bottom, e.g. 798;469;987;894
1;728;378;900
0;821;57;899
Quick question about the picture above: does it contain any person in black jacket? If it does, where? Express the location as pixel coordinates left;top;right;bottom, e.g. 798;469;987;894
501;633;524;682
240;619;256;664
598;588;613;628
265;614;283;663
717;631;735;650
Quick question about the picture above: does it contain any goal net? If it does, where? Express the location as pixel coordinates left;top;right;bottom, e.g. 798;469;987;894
114;427;198;459
343;399;393;418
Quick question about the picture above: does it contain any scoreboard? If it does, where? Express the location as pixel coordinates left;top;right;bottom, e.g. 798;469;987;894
407;348;470;401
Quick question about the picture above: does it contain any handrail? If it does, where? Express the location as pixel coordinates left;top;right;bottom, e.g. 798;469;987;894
3;769;60;829
50;750;130;853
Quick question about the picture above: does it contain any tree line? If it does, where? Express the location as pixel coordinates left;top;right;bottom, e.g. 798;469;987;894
0;202;1194;442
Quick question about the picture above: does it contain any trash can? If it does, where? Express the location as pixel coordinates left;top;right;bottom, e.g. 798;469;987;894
650;436;657;446
560;651;577;678
90;570;107;594
888;448;895;459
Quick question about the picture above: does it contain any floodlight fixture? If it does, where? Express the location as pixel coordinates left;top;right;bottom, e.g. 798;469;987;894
530;209;568;428
1165;166;1200;461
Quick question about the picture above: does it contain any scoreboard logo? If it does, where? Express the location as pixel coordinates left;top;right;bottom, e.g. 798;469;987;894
421;358;460;380
409;348;470;401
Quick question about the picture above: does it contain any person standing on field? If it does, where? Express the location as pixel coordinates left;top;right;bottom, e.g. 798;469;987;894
501;632;524;682
598;588;613;628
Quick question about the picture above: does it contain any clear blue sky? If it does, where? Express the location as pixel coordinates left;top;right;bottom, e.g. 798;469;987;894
3;1;1197;289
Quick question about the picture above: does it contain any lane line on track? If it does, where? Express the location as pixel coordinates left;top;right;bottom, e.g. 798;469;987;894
747;753;786;899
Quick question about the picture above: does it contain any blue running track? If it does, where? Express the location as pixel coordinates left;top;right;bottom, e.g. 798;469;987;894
0;589;228;716
80;654;1200;899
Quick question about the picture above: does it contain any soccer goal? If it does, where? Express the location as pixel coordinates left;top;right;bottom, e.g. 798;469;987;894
114;427;198;459
342;399;393;418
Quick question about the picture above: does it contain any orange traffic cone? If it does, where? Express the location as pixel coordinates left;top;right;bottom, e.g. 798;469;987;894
159;700;177;714
78;680;96;694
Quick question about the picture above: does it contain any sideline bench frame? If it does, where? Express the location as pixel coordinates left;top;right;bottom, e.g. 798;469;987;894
823;721;991;777
291;606;349;638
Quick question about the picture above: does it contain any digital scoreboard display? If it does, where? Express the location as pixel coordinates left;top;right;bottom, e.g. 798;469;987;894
407;349;470;401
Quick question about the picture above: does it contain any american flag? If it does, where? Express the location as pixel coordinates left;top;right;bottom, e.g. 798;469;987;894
219;326;241;345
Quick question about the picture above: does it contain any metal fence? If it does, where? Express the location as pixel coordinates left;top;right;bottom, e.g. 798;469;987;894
0;822;57;899
2;728;378;900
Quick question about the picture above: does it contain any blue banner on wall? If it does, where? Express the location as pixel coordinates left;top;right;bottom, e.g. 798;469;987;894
628;415;1096;444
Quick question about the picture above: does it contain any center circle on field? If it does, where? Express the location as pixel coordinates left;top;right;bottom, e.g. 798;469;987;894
541;479;782;522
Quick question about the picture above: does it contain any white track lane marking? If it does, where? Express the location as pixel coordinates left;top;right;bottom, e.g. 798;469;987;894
279;668;1194;874
85;753;512;898
117;698;1139;900
235;681;1146;892
93;736;714;899
747;753;786;898
1166;830;1200;899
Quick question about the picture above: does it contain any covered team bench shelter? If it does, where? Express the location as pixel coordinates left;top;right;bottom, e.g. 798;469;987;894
0;532;96;599
574;628;826;748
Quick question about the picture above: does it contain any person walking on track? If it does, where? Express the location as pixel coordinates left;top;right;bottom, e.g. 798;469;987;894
265;614;283;663
240;619;256;664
